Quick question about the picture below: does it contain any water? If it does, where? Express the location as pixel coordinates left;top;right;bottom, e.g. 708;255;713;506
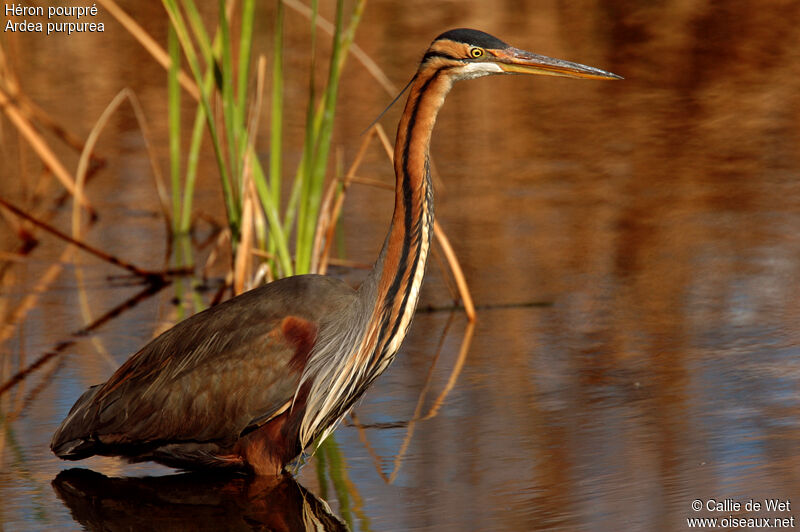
1;1;799;530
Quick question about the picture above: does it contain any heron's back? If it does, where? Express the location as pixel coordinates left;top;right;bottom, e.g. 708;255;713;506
51;274;358;470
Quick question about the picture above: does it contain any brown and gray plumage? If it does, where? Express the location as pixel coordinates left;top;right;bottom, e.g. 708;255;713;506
51;29;620;476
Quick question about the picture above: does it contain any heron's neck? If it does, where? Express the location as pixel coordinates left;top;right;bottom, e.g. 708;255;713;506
359;69;455;362
297;70;455;448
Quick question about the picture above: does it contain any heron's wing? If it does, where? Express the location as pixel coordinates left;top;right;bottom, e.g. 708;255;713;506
52;275;356;456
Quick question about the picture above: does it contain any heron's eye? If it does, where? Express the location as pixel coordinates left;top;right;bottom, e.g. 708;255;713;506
469;47;484;58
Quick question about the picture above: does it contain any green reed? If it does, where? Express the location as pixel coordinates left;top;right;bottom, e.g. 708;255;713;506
163;0;364;279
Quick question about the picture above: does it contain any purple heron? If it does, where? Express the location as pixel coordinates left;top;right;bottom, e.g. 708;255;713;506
51;29;621;476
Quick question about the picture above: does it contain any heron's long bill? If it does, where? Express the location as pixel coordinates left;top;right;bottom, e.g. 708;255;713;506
497;47;622;80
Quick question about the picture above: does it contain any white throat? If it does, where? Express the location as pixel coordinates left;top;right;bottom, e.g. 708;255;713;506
454;61;504;80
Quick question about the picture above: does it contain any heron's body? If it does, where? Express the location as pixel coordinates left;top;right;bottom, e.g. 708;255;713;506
52;29;620;475
53;275;356;474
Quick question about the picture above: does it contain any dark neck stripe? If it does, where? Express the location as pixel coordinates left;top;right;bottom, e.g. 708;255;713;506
375;66;444;357
422;50;461;64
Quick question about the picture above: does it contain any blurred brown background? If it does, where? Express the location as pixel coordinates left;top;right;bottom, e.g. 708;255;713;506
1;1;799;530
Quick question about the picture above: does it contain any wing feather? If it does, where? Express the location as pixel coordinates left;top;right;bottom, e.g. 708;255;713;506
52;275;357;459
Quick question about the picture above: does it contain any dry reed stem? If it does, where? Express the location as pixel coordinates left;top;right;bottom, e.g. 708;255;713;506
251;261;273;287
234;185;255;295
311;149;345;276
0;36;18;91
0;40;101;160
0;86;91;211
373;123;394;158
249;54;270;234
203;228;231;281
214;268;235;307
347;175;392;190
16;96;94;158
430;243;460;303
234;56;269;294
2;85;187;286
250;248;277;261
311;177;337;274
70;88;172;240
0;55;99;160
325;256;371;269
314;127;378;274
432;223;475;321
0;201;26;241
0;252;24;262
0;198;174;280
96;0;200;101
1;41;98;158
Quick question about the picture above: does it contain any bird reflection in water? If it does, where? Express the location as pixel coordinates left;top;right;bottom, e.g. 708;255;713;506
52;468;348;531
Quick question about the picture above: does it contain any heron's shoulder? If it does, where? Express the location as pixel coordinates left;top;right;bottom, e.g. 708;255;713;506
252;273;356;297
232;274;357;316
105;274;357;381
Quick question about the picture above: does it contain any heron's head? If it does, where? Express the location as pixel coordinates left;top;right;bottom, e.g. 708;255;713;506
421;28;622;82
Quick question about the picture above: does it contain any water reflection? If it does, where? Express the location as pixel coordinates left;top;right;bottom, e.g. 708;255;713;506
53;468;347;531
